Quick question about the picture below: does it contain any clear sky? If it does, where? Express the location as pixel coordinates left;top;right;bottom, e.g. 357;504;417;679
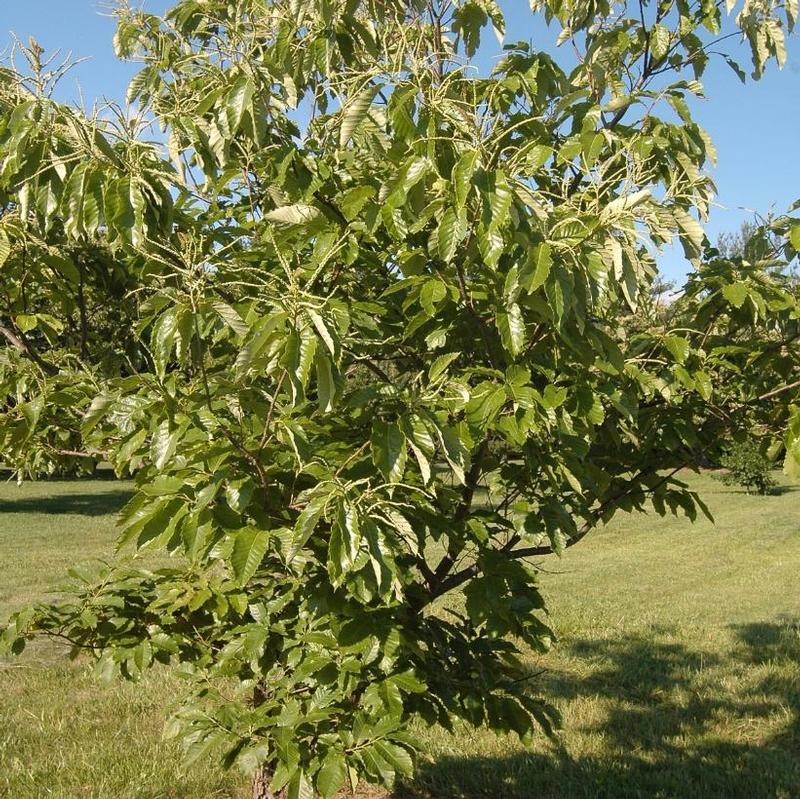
2;1;798;282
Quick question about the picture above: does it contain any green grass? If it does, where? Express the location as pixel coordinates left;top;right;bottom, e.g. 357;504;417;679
1;472;799;798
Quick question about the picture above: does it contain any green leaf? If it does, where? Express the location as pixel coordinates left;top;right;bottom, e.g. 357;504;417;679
316;352;336;413
340;82;382;147
41;252;80;284
336;501;362;569
286;770;315;799
15;314;37;333
307;308;337;355
453;150;478;209
789;223;800;251
230;527;270;586
402;415;433;485
784;408;800;478
371;420;407;482
373;742;413;777
650;24;671;61
291;493;329;557
674;208;705;258
429;352;460;382
694;370;713;400
226;74;255;133
0;228;10;266
152;307;179;379
151;420;178;470
497;302;525;357
664;335;689;363
722;282;749;309
316;752;347;798
265;204;321;225
520;243;551;292
439;425;469;485
437;207;466;263
486;170;512;231
213;302;249;336
420;279;447;316
225;478;254;514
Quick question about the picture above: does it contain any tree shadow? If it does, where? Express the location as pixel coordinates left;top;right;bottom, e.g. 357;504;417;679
0;489;133;517
768;484;799;496
399;623;800;799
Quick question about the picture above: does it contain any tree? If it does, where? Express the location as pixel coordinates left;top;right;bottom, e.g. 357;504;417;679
1;1;799;796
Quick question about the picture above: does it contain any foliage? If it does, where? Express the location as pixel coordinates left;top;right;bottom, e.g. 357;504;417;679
0;1;799;796
3;473;800;798
718;438;777;494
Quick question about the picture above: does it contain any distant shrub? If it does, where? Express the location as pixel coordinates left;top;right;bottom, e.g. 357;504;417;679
719;440;776;495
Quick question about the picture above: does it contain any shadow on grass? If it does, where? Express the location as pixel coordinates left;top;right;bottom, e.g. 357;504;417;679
400;623;800;799
0;489;133;517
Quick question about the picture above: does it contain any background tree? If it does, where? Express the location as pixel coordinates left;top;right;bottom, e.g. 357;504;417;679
1;1;799;797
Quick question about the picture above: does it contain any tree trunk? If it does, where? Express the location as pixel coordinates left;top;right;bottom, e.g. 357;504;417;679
252;766;276;799
251;681;281;799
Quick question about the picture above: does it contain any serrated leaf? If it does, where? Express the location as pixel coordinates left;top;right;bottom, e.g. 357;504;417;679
152;306;179;378
316;752;347;798
453;150;478;209
487;170;512;231
694;370;713;400
226;74;255;133
290;493;328;558
429;351;460;382
286;769;315;799
316;352;336;413
340;82;382;147
674;208;705;257
42;251;81;284
601;189;652;221
420;279;447;316
650;24;671;61
265;204;320;225
0;228;10;266
15;314;37;333
437;207;466;263
306;308;337;355
214;302;249;336
789;223;800;251
520;243;551;292
225;478;254;513
439;425;469;485
664;335;689;363
371;420;407;482
374;742;414;776
151;420;178;470
230;527;270;586
497;302;525;357
722;282;749;308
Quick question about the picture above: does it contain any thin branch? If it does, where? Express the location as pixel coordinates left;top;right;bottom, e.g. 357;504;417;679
0;323;58;375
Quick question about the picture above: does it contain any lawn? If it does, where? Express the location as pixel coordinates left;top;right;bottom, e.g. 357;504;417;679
1;472;798;799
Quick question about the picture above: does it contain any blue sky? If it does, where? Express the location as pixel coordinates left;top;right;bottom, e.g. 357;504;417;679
2;1;798;281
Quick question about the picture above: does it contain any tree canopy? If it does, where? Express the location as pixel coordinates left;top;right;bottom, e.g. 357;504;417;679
1;1;799;796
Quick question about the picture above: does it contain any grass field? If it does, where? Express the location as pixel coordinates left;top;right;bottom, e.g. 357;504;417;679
1;472;798;799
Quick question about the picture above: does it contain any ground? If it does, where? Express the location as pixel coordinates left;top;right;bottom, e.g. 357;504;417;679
1;471;798;799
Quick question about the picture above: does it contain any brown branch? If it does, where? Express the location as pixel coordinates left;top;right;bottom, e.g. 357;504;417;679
757;379;800;402
0;323;58;375
429;463;688;600
76;257;89;359
427;438;490;592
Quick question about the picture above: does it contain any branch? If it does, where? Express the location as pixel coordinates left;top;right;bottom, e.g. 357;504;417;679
757;379;800;402
0;323;58;375
429;463;688;600
427;439;490;591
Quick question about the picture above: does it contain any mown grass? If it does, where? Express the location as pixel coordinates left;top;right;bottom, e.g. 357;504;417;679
1;472;799;798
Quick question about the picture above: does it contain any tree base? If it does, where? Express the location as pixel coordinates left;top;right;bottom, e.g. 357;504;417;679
252;766;278;799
